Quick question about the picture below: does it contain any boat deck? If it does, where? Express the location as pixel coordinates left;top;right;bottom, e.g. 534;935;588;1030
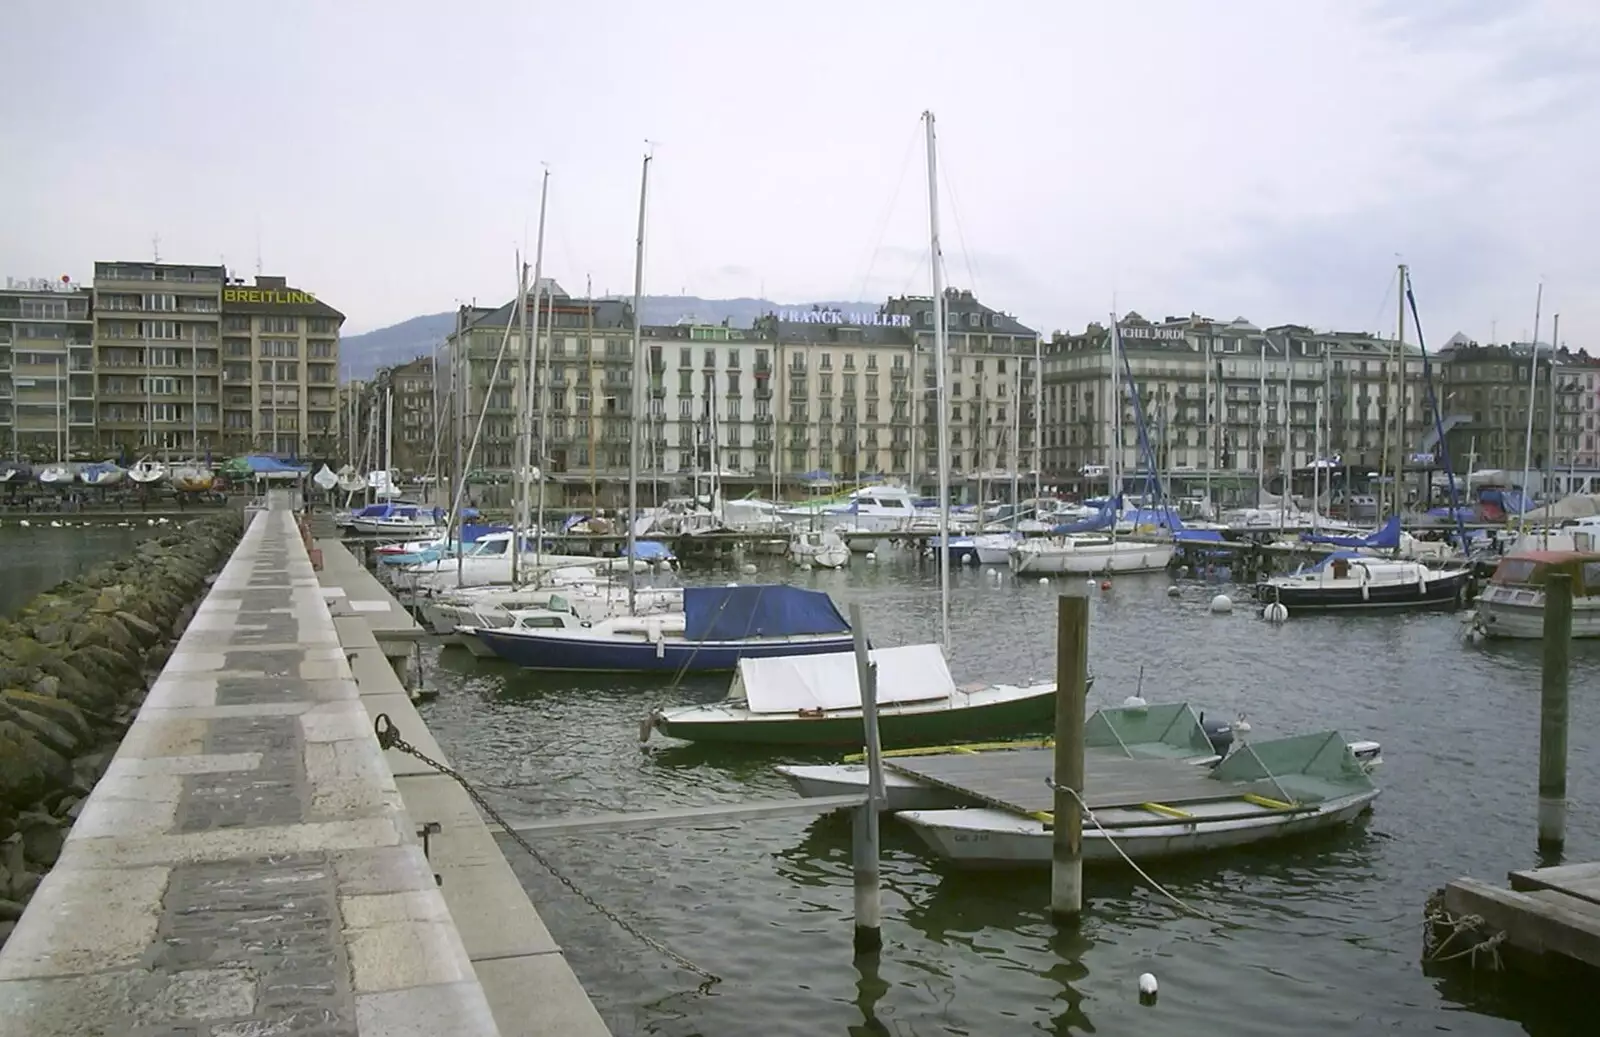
886;746;1275;816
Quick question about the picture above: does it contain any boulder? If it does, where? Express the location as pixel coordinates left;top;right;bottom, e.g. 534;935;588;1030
1;690;92;751
16;811;65;869
0;722;72;809
0;696;82;758
114;610;163;643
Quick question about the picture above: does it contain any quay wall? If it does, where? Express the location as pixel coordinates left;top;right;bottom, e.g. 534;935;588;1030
0;509;245;940
0;499;508;1034
313;537;612;1036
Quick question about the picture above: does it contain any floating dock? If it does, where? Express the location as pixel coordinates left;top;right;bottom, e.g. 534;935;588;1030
1432;862;1600;973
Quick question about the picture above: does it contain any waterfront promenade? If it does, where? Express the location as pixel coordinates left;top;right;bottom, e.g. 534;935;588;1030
0;498;590;1034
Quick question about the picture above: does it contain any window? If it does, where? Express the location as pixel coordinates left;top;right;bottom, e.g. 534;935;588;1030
223;315;251;332
141;321;178;340
679;348;691;368
142;377;179;395
727;349;740;368
149;348;179;367
726;373;740;396
704;348;715;368
262;316;298;334
143;294;176;312
821;353;832;370
679;397;692;418
152;403;179;422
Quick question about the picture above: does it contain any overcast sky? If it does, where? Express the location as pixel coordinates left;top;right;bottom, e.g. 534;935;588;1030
3;0;1596;344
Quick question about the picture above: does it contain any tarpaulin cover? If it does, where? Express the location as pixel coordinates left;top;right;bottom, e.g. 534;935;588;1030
683;584;851;642
734;643;952;714
1301;515;1401;549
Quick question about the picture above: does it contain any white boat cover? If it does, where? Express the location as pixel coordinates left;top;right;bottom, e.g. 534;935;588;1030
733;643;954;714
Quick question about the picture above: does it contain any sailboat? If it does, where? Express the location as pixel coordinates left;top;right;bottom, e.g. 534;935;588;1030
78;460;125;487
37;462;76;485
1010;317;1174;575
643;113;1063;741
128;457;167;484
171;463;215;492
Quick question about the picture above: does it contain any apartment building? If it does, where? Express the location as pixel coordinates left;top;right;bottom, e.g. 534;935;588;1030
0;277;94;460
89;264;341;460
220;275;344;458
882;289;1042;492
92;261;225;457
1436;339;1600;474
387;355;438;474
1040;312;1425;489
445;282;634;480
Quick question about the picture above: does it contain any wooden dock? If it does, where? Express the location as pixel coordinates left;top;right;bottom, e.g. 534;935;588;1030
885;745;1282;817
1432;862;1600;973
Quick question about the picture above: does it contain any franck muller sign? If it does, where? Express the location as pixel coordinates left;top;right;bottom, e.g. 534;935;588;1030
780;309;912;328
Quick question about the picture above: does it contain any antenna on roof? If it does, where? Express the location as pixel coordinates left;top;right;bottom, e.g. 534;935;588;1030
152;234;161;262
255;217;263;276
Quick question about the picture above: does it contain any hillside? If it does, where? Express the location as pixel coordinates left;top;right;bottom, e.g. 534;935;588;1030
339;295;878;380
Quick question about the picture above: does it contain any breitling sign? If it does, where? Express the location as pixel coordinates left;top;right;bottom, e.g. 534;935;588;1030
223;287;318;305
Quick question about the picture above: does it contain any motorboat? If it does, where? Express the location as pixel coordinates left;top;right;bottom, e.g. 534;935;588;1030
350;503;445;537
464;584;856;673
1472;548;1600;639
778;485;921;535
790;530;850;569
1255;550;1473;613
644;643;1065;747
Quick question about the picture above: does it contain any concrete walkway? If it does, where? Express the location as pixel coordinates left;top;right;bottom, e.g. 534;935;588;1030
0;501;502;1036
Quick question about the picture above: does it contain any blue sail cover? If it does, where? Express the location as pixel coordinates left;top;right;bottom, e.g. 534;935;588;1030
242;454;308;474
683;585;851;642
1050;498;1118;535
1300;515;1401;550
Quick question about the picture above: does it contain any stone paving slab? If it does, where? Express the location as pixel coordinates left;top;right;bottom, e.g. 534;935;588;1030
0;497;503;1036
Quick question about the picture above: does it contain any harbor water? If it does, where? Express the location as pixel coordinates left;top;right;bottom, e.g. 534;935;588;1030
406;550;1600;1037
0;524;153;617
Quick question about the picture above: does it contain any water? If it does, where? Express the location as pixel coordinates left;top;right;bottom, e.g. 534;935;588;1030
412;552;1600;1036
0;524;152;616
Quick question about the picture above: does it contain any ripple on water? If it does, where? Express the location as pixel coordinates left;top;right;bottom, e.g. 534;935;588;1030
417;551;1600;1036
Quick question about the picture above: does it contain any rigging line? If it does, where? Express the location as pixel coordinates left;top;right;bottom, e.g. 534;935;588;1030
938;152;981;295
1367;267;1398;335
853;120;926;304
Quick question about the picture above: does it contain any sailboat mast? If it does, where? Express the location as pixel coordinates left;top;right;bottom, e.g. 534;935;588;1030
1203;334;1212;512
1109;315;1123;544
1391;262;1407;519
512;254;528;588
1011;364;1021;529
1546;311;1560;541
627;151;651;616
1255;337;1265;506
924;110;951;654
1032;334;1042;505
529;169;551;570
1281;340;1290;527
1517;283;1543;533
587;273;597;509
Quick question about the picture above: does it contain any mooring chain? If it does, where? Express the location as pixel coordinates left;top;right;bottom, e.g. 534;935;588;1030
372;714;722;990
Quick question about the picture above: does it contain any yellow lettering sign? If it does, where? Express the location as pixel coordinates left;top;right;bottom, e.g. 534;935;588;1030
223;288;318;305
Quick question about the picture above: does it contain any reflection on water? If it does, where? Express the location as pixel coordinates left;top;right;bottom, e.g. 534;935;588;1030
0;526;150;616
413;548;1600;1036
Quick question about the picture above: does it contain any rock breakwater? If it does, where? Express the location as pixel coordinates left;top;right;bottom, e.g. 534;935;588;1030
0;509;244;944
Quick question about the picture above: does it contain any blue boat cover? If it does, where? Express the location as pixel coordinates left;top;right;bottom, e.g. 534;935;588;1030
460;523;508;543
1301;515;1401;549
1050;498;1118;535
626;540;674;561
241;454;308;474
683;585;851;641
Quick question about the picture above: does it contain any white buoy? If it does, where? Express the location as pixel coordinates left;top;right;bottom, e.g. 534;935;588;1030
1086;578;1097;588
1138;972;1158;1003
963;553;976;565
1039;577;1049;585
1209;594;1233;614
1122;694;1147;709
726;581;738;587
146;518;155;526
50;520;62;528
800;563;813;572
1166;585;1181;598
865;552;876;561
740;563;757;574
1263;601;1289;623
19;519;30;528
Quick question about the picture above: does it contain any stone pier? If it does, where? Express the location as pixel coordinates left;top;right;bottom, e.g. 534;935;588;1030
0;499;503;1035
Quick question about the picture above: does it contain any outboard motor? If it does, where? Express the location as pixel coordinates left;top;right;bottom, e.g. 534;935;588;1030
1198;711;1235;763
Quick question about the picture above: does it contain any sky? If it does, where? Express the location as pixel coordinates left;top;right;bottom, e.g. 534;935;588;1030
3;0;1597;345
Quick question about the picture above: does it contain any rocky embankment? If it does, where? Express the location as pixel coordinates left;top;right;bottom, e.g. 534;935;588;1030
0;510;244;946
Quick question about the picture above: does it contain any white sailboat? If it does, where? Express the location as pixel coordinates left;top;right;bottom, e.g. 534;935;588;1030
128;457;167;484
790;529;850;569
1010;318;1173;575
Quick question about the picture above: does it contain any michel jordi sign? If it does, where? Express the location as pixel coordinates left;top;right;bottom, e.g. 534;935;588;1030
779;309;912;328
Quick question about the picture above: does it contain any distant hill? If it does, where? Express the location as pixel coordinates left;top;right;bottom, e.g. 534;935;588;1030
339;295;878;380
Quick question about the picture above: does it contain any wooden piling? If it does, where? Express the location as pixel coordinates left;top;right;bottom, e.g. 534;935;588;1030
1052;591;1090;923
849;603;883;953
1539;571;1573;852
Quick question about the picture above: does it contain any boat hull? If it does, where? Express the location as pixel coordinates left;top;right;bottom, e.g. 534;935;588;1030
469;628;857;673
652;689;1057;747
1011;540;1174;575
900;789;1380;869
776;765;968;811
1256;568;1471;612
1474;595;1600;639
